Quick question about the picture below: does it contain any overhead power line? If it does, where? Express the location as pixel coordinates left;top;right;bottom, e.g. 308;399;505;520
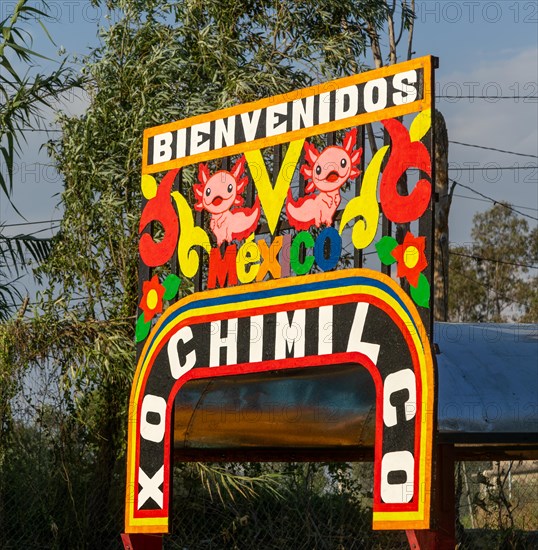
2;219;62;228
451;180;538;222
439;95;538;100
18;128;61;133
6;295;137;319
373;131;537;160
26;225;60;237
402;164;536;173
448;265;531;313
0;225;59;239
448;166;537;171
453;193;538;213
450;141;538;159
450;250;537;271
375;132;537;160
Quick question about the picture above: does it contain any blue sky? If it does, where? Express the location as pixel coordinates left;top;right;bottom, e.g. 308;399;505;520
412;1;538;246
1;1;537;277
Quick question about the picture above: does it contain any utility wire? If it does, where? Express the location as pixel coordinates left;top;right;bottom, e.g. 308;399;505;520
451;180;538;222
450;250;537;270
0;225;60;239
375;134;538;164
449;141;538;159
12;162;56;168
50;157;519;173
17;128;61;133
2;219;62;228
5;295;90;309
5;297;136;321
453;193;538;213
373;132;538;161
448;265;527;310
447;166;537;171
26;225;60;237
439;95;538;100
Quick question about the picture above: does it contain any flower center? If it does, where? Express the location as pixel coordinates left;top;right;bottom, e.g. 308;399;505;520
146;289;159;310
403;246;419;269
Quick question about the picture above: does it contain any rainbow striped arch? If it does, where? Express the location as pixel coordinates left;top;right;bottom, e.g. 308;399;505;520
125;269;434;533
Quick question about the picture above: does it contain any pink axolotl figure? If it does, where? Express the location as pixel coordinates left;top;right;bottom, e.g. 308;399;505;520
286;128;362;230
194;155;260;246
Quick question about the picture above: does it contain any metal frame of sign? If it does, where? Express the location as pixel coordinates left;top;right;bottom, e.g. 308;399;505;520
128;55;437;536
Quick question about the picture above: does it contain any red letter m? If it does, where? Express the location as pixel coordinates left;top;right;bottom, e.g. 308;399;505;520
207;246;238;289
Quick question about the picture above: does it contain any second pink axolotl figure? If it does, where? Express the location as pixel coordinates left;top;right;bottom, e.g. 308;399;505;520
286;128;362;230
194;155;260;246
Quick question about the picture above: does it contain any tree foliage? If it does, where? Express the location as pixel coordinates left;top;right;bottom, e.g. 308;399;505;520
0;0;79;320
0;0;78;197
448;203;537;323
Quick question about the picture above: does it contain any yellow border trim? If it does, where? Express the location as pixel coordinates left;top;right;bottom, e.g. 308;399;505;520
142;56;433;174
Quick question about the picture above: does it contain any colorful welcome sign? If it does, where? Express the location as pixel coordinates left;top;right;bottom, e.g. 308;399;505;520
126;56;436;534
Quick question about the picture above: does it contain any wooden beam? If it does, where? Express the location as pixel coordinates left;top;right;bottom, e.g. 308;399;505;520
406;443;455;549
121;534;162;550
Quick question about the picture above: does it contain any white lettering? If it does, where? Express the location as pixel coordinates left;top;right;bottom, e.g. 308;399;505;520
249;315;264;363
275;310;305;359
346;303;380;364
138;466;164;509
291;96;315;131
153;132;173;163
383;369;417;427
364;78;388;112
175;128;187;160
214;116;236;149
168;326;196;379
240;110;262;142
393;70;418;105
266;103;288;137
318;305;333;355
210;319;238;367
318;91;331;124
140;394;167;443
381;451;414;504
190;121;211;155
335;85;359;120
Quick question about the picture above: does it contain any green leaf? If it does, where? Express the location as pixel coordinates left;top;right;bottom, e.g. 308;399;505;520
375;236;398;265
163;273;181;300
135;313;152;343
0;233;52;276
410;273;430;308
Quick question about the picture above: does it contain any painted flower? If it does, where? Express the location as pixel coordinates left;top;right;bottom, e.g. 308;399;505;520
390;232;428;288
135;274;181;343
375;232;430;308
139;275;165;322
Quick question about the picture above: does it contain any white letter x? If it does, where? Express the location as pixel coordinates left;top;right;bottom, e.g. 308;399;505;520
138;466;164;509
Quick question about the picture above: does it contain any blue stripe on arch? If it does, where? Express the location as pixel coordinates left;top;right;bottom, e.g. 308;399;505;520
141;275;419;367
